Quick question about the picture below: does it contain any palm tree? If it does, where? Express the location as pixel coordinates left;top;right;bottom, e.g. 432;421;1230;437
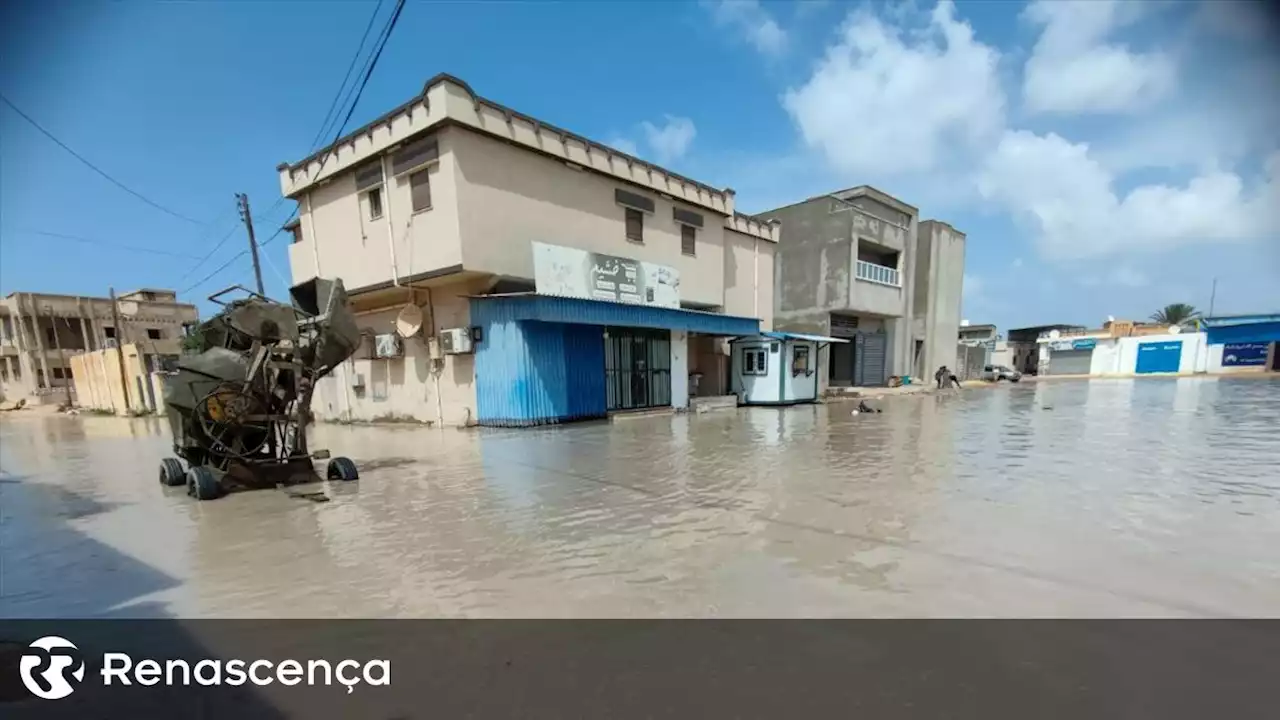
1150;303;1200;327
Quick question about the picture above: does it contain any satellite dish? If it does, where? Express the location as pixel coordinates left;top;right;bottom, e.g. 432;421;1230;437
395;304;424;338
960;319;971;327
1168;325;1181;335
1048;329;1061;339
1107;315;1115;323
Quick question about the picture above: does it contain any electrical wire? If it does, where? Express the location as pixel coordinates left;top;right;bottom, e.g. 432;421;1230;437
5;229;206;260
307;0;385;153
180;210;297;296
0;92;206;225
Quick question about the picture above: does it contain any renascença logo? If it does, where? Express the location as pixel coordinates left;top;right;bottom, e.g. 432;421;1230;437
19;636;86;700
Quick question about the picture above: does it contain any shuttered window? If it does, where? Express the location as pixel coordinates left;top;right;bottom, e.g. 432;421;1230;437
391;136;439;177
354;160;383;191
681;224;696;256
625;208;643;243
410;169;432;212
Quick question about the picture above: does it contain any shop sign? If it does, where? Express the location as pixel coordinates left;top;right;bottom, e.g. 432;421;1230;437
532;241;679;308
1223;342;1268;367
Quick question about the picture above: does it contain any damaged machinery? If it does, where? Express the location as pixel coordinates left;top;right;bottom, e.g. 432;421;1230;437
158;279;361;500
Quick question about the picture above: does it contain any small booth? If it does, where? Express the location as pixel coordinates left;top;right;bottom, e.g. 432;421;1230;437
730;332;847;406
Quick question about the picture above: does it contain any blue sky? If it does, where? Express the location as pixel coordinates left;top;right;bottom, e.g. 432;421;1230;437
1;0;1276;330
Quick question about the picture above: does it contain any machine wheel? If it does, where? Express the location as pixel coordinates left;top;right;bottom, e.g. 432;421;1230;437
159;458;185;486
187;467;222;501
326;457;359;481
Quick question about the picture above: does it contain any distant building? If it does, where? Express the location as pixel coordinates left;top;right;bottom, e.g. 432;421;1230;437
0;289;197;405
759;188;965;387
957;323;997;347
1006;324;1085;375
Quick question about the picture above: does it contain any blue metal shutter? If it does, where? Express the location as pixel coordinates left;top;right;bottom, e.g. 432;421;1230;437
1135;341;1182;374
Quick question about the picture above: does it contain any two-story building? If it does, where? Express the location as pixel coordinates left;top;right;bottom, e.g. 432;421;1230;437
759;189;965;387
279;73;777;427
0;288;198;404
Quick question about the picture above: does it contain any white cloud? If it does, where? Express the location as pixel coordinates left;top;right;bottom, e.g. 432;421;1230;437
710;0;788;56
978;130;1280;260
641;116;697;164
1022;0;1176;114
782;0;1004;177
607;137;639;157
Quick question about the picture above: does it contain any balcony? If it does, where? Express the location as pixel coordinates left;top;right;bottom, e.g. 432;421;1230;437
856;260;900;287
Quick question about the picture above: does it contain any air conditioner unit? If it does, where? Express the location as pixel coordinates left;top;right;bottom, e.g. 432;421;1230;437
373;333;403;359
350;373;365;389
439;328;473;354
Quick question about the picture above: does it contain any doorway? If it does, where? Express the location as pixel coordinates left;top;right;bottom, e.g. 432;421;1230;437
604;327;671;411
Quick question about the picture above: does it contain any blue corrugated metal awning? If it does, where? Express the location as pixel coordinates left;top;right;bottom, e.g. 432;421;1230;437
1205;320;1280;346
469;293;760;336
760;331;849;344
1202;313;1280;328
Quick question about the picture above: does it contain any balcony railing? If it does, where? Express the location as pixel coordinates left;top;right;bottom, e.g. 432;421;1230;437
856;260;900;287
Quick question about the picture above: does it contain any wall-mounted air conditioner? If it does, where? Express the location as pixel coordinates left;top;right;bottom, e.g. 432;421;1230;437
439;328;473;355
374;333;403;359
350;373;365;389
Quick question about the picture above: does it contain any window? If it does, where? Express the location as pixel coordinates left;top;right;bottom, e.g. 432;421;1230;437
46;327;56;344
290;224;304;245
743;347;768;376
410;169;432;212
681;224;696;256
52;367;65;380
367;187;383;220
104;327;116;339
147;328;163;340
792;345;811;375
625;207;644;243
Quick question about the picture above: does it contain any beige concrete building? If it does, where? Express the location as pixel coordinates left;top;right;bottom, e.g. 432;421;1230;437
279;73;777;426
0;288;197;405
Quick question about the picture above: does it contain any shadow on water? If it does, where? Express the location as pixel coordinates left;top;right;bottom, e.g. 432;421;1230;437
0;422;289;718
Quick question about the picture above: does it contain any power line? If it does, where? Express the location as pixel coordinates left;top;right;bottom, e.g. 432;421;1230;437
176;216;246;284
179;0;405;293
308;0;384;153
181;209;297;297
4;229;206;260
0;92;206;226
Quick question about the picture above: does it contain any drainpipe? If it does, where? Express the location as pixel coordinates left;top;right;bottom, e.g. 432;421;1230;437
753;236;759;319
303;193;321;278
426;287;443;427
380;154;401;287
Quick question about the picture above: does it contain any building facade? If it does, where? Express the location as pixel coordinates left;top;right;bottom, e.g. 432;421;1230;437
1201;314;1280;373
0;289;197;404
760;188;964;388
279;74;777;426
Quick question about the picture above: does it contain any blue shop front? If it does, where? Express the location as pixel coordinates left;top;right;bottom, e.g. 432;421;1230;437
469;294;758;426
1203;314;1280;373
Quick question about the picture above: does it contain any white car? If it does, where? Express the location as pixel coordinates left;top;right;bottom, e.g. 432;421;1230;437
982;365;1022;382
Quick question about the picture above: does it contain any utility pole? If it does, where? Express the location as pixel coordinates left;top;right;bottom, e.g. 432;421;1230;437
110;287;131;413
44;305;73;408
237;193;265;296
1208;277;1218;320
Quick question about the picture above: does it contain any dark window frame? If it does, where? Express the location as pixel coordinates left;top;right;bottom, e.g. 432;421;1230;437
146;328;163;340
625;207;644;243
743;347;768;376
409;168;432;213
681;224;696;256
367;186;384;220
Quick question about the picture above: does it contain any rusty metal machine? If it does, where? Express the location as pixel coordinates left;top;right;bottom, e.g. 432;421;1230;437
158;279;361;500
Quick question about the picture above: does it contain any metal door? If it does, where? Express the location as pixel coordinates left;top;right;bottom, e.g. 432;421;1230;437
605;328;671;410
1047;349;1093;375
854;333;887;386
1135;341;1181;374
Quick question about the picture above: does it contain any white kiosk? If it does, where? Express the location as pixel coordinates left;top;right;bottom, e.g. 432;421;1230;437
730;332;848;405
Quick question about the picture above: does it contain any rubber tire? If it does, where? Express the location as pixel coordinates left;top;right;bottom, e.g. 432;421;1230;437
326;457;359;481
159;458;185;486
187;467;222;501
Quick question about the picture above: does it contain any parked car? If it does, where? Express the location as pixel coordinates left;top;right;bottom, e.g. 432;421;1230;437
982;365;1022;382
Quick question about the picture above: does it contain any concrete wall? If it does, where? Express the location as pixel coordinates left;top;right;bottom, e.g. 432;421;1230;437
450;128;731;309
289;128;464;292
1041;333;1209;376
310;279;481;426
914;220;965;380
70;344;152;414
724;229;775;329
1205;343;1274;374
670;331;689;410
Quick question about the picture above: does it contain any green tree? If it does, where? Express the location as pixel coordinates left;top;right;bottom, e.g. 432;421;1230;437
1150;303;1200;327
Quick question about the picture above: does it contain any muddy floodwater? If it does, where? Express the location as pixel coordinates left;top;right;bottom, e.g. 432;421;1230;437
2;377;1278;618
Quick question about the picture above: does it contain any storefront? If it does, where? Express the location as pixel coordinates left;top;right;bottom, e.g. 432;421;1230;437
1203;315;1280;373
1045;338;1096;376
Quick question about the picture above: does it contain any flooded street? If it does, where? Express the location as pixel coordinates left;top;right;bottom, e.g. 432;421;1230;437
2;377;1278;619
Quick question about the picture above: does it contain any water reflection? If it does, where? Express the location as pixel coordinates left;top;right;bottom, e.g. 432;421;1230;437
2;376;1278;619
